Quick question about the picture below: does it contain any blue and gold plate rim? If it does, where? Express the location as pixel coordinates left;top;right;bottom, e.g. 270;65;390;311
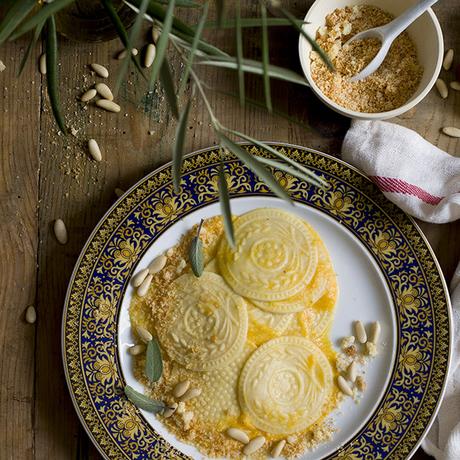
62;143;452;459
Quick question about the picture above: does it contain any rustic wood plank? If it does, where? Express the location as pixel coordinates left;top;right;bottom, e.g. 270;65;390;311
0;38;41;459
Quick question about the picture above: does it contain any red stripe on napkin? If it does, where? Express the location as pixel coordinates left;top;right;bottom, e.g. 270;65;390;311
369;176;444;205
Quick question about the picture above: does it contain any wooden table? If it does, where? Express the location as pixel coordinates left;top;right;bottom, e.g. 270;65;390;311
0;2;458;459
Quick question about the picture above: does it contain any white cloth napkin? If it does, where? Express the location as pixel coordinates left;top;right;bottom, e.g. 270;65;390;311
341;120;460;224
341;120;460;459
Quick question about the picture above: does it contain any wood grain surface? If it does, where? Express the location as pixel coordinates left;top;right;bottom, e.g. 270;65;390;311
0;1;458;459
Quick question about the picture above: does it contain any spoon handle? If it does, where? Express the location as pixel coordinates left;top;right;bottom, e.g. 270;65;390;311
383;0;439;39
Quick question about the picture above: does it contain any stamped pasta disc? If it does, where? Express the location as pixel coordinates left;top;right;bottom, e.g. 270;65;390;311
239;336;333;434
248;304;294;337
158;272;248;371
218;209;318;301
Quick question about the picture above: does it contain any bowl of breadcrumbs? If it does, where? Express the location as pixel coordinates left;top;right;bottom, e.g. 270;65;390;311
299;0;443;119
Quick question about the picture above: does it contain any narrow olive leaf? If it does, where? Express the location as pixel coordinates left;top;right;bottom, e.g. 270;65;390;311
155;0;200;6
260;3;272;112
149;0;176;87
159;60;179;119
145;338;163;382
172;29;228;57
197;57;308;86
198;17;304;29
280;7;334;71
235;0;245;107
124;385;166;413
115;0;149;94
9;0;75;41
218;161;235;248
178;1;209;96
172;96;192;192
46;16;67;134
101;0;147;80
18;19;46;77
218;133;291;203
224;128;328;188
256;157;325;188
0;0;36;45
189;219;204;277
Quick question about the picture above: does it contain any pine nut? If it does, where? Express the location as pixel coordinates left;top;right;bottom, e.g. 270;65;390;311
81;88;97;102
25;305;36;324
163;402;178;418
152;26;160;43
369;321;381;344
271;439;286;457
442;126;460;138
39;53;47;74
95;99;121;113
173;380;190;398
226;428;249;444
88;139;102;162
95;83;114;101
144;43;156;68
149;254;167;274
54;218;68;244
243;436;266;455
182;411;194;429
114;187;125;197
435;78;448;99
90;63;109;78
128;344;146;355
179;387;202;402
176;401;186;414
132;268;149;287
347;361;358;383
137;274;153;297
117;48;138;59
338;375;353;396
354;320;367;343
443;49;454;71
450;81;460;91
136;325;152;343
0;60;5;72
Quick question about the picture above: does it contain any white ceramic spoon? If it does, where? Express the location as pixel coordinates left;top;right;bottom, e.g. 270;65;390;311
347;0;438;81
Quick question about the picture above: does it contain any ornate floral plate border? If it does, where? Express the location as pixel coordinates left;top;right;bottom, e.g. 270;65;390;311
62;143;452;460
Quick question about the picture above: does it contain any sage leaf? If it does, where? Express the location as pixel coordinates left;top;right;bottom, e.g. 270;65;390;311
189;219;204;277
124;385;165;413
145;337;163;382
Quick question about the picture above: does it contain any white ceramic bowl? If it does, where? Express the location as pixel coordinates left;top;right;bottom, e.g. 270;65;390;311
298;0;443;120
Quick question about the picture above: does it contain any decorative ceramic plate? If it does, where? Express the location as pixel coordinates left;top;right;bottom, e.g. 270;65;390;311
62;143;452;459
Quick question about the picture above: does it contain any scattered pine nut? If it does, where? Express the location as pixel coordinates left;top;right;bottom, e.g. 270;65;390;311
182;411;194;429
96;99;121;113
337;375;353;396
271;439;286;457
88;139;102;162
149;254;167;274
0;60;5;72
435;78;448;99
137;273;153;297
144;43;156;68
90;63;109;78
117;48;138;59
25;305;36;324
443;48;454;71
354;320;367;344
243;436;266;455
95;83;114;101
365;341;378;357
347;361;358;383
450;81;460;91
39;53;47;75
226;428;249;444
152;26;160;43
442;126;460;138
80;88;97;102
136;325;153;343
54;218;68;244
128;344;146;356
369;321;381;344
176;401;186;414
114;187;125;198
163;403;178;418
179;387;202;402
132;268;149;287
173;380;190;398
